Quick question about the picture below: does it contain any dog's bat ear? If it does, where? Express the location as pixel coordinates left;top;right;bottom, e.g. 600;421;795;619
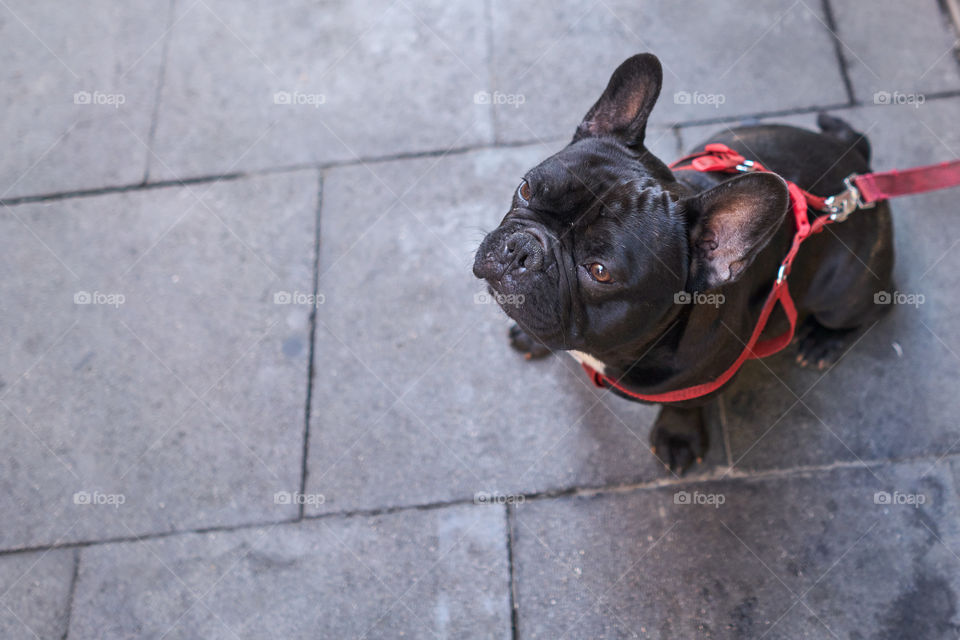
574;53;662;147
683;173;790;292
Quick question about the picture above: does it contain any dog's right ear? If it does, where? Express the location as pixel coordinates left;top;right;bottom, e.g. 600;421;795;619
682;172;790;292
573;53;663;148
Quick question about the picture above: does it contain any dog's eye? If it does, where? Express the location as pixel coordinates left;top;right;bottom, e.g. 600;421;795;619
588;263;612;283
517;180;531;203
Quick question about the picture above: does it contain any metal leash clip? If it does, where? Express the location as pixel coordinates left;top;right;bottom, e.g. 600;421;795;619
824;174;875;222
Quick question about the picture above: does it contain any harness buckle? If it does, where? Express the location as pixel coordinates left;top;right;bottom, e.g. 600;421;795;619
735;159;756;173
824;174;876;222
776;264;788;284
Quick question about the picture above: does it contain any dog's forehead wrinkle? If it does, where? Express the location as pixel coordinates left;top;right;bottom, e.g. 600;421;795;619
556;180;677;249
533;140;652;195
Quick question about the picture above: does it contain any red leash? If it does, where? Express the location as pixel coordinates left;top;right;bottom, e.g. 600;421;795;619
581;143;960;403
855;161;960;204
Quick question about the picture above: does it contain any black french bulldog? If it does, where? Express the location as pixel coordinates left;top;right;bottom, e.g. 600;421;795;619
473;53;893;474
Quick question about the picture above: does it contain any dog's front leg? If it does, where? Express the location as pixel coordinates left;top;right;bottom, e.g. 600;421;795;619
650;404;708;475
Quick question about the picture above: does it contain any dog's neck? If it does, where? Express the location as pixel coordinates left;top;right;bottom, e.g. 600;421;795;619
567;349;608;374
566;302;690;380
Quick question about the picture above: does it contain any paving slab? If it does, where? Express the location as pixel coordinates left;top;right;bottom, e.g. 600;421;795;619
304;138;726;516
677;99;960;471
150;0;493;181
831;0;960;103
0;0;167;199
0;171;318;549
513;460;960;639
69;504;510;639
0;549;74;640
489;0;846;144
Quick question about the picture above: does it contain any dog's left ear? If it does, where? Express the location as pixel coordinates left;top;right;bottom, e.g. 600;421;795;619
574;53;663;148
684;173;790;291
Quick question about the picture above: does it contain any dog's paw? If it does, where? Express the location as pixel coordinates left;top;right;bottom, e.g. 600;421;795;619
651;428;705;476
649;409;707;476
795;317;855;370
508;324;552;360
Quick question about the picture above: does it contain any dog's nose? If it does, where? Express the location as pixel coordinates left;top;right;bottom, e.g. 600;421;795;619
502;231;544;272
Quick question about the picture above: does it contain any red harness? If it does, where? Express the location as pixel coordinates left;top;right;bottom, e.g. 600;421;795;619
580;143;960;403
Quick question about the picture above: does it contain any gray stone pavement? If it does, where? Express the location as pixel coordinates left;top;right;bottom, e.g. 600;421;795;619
1;1;959;638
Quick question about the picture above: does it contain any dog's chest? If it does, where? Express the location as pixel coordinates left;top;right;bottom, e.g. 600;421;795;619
567;350;607;375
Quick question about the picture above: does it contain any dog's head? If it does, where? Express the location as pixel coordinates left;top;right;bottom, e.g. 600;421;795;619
473;53;788;356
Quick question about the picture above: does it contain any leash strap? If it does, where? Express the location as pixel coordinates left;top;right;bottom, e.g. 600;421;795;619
854;159;960;203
